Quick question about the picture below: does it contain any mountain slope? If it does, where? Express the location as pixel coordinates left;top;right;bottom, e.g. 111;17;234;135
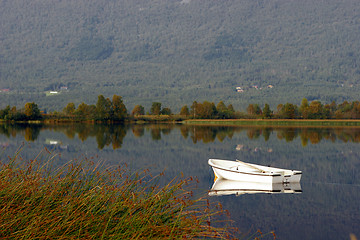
1;0;359;112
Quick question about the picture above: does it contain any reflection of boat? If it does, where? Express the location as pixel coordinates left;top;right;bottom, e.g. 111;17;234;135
209;179;302;196
45;139;61;145
208;159;302;183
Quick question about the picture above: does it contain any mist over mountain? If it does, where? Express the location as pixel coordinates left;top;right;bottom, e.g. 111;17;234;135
1;0;359;112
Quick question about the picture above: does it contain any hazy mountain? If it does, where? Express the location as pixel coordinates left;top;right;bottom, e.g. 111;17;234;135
1;0;359;112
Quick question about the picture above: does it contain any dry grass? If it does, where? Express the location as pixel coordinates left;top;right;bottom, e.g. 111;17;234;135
0;148;234;239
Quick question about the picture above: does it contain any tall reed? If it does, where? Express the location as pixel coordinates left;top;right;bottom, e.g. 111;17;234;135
0;149;233;239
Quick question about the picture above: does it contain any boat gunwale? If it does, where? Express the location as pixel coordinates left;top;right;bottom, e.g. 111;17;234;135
209;164;282;177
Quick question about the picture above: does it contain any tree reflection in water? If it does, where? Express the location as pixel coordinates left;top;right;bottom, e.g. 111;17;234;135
1;123;360;149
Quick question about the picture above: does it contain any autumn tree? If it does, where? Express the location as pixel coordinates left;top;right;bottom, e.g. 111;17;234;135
282;103;298;119
334;101;360;119
308;100;324;119
247;104;261;117
299;98;309;119
132;105;145;116
24;102;41;120
112;95;127;120
352;101;360;119
179;105;190;116
196;101;217;119
276;104;284;117
247;104;255;116
275;103;297;119
63;102;76;116
325;101;337;118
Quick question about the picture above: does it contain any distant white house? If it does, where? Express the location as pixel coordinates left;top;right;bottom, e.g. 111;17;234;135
46;139;61;145
236;86;244;93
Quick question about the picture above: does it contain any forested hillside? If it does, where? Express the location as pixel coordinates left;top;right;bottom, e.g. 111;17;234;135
1;0;359;112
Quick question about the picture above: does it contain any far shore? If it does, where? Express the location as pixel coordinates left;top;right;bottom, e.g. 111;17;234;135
182;119;360;127
2;117;360;127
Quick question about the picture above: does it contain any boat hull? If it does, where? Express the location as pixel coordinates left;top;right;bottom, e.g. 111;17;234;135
208;159;302;184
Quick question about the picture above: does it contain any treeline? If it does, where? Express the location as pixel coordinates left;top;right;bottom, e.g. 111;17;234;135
0;103;42;121
1;95;360;121
60;95;127;121
0;95;127;122
148;99;360;120
246;99;360;119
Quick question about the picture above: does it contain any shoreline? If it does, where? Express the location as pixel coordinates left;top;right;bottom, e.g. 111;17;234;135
182;119;360;127
3;118;360;127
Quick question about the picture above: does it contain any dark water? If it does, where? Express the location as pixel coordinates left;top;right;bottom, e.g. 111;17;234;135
1;123;359;239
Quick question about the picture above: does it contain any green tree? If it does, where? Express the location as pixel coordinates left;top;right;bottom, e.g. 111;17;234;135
151;102;162;115
262;104;272;119
216;101;227;119
96;95;112;120
6;106;26;121
0;105;10;119
227;104;235;119
161;107;172;115
63;102;76;116
254;104;262;115
75;103;96;120
282;103;298;119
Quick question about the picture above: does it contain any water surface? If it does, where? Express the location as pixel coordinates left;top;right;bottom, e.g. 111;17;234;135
1;123;359;239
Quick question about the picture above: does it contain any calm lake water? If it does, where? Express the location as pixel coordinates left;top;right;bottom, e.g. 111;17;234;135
1;123;359;239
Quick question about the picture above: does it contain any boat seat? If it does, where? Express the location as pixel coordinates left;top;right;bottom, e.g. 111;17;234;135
230;166;262;172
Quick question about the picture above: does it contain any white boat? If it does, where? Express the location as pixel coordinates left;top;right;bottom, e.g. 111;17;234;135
208;159;302;183
209;179;302;196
